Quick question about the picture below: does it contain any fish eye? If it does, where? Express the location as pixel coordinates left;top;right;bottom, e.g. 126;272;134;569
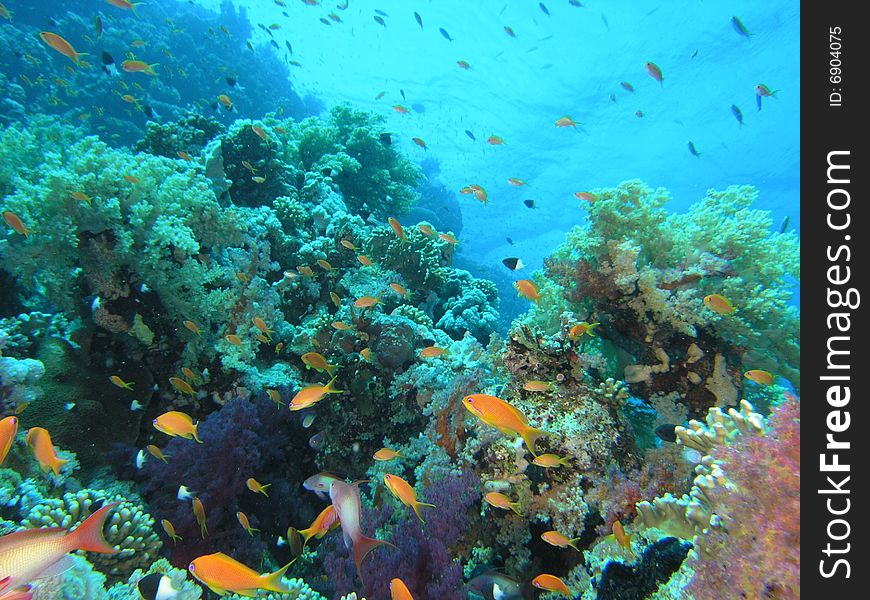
188;564;195;572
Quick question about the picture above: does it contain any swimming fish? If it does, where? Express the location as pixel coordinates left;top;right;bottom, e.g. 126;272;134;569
464;130;476;141
730;104;744;127
109;375;134;390
612;520;632;551
298;505;339;548
439;28;454;41
146;444;168;462
522;380;552;392
532;574;570;596
237;511;259;536
225;334;243;346
246;477;271;496
303;471;344;500
541;530;582;551
420;346;448;358
644;61;663;86
539;2;550;16
414;12;423;28
463;394;547;456
554;116;577;128
569;321;598;340
467;572;525;600
654;424;678;443
169;376;195;396
502;258;524;271
161;519;182;544
532;454;571;468
483;492;521;515
620;81;635;92
411;137;427;150
289;377;343;411
514;279;540;302
390;578;414;600
373;447;404;461
389;283;408;297
507;178;527;186
704;293;736;315
153;411;202;442
137;572;182;600
504;25;516;38
0;501;118;592
4;211;33;236
744;369;775;386
266;389;284;407
121;60;158;75
457;60;471;69
731;16;753;39
329;479;397;579
374;15;386;27
354;296;381;309
575;191;596;202
106;0;142;14
387;216;406;241
383;474;435;523
39;32;88;66
25;427;68;476
188;552;294;596
0;416;18;466
192;497;207;538
177;485;195;501
301;352;338;376
487;135;505;145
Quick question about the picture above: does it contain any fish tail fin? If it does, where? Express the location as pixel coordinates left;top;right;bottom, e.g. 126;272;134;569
262;558;296;593
192;423;203;443
262;483;271;497
50;456;69;476
412;501;436;523
325;363;338;377
353;535;397;580
522;427;548;456
569;537;583;552
324;376;343;394
67;501;118;554
510;502;523;516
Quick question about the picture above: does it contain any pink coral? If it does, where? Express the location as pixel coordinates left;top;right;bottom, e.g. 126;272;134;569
689;396;800;599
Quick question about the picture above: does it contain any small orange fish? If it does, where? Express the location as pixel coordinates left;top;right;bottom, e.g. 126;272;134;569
301;352;338;376
340;239;357;251
237;511;259;535
330;292;341;308
242;160;257;172
169;376;195;396
236;272;249;284
266;389;284;406
390;578;415;600
130;39;147;48
153;411;202;442
522;380;552;393
354;296;381;309
359;348;374;362
0;416;17;466
532;574;571;596
392;105;410;114
317;259;333;271
332;321;353;331
146;444;168;462
192;497;208;538
555;116;578;128
704;293;736;315
613;520;632;551
417;223;437;237
289;377;343;411
411;137;427;150
390;283;408;297
297;265;315;278
71;191;92;204
225;334;243;346
483;492;521;515
177;150;193;161
420;346;448;358
121;94;137;104
463;393;547;456
487;135;505;145
121;60;158;75
188;552;294;595
298;505;339;547
744;369;775;386
574;191;596;201
645;61;663;85
388;217;406;241
39;32;87;66
541;530;582;551
533;453;571;468
25;427;69;476
456;60;471;69
514;279;540;302
507;178;526;187
252;316;272;339
246;477;271;496
569;321;598;340
373;447;404;461
217;94;233;110
251;124;269;143
106;0;143;14
383;474;436;523
275;342;284;354
123;175;141;184
181;367;200;382
162;518;182;543
438;233;459;245
2;211;31;237
110;375;134;390
0;3;12;20
357;255;374;267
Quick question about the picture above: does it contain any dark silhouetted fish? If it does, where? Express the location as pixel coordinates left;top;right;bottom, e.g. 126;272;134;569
226;76;237;87
502;258;524;271
539;2;550;16
379;133;392;146
465;130;476;141
730;104;744;127
137;573;181;600
655;424;678;443
285;41;293;54
523;200;535;209
779;216;790;233
731;15;753;39
101;51;118;76
414;12;423;29
506;237;514;245
400;89;405;100
270;40;279;49
687;141;701;157
439;27;454;41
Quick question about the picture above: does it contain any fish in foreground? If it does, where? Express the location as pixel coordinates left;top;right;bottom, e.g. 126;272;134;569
0;502;118;592
137;572;182;600
463;394;548;456
704;293;736;315
390;578;415;600
383;474;436;523
0;416;18;466
531;574;570;596
188;552;295;596
502;258;524;271
541;530;582;551
484;492;521;515
532;454;571;468
26;427;68;476
39;32;88;66
192;497;208;538
298;505;339;548
330;479;397;579
246;477;271;496
514;279;540;302
2;211;30;237
302;471;343;500
289;377;343;411
153;411;202;442
744;369;775;385
466;571;525;600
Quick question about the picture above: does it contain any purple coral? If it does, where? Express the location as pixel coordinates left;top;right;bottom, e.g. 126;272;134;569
322;469;479;600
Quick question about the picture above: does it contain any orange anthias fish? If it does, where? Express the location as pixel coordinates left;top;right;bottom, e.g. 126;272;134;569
523;380;553;393
532;574;571;596
456;60;471;69
3;211;31;237
289;377;343;411
420;346;448;358
251;124;269;143
252;316;272;339
514;279;540;302
353;296;381;309
266;389;284;407
237;511;259;535
121;60;158;75
188;552;294;596
146;444;168;462
301;352;338;376
645;61;664;85
383;474;435;523
438;233;459;245
340;239;357;251
390;283;408;297
192;497;208;538
541;530;582;551
533;454;571;468
317;259;333;271
246;478;271;496
569;321;599;340
109;375;134;390
744;369;775;386
332;321;353;331
487;135;505;145
169;376;195;396
463;394;548;456
390;578;415;600
507;178;526;187
392;105;410;114
225;334;243;346
153;411;202;442
25;427;68;476
106;0;143;14
161;519;182;543
0;416;18;466
357;255;374;267
612;520;632;552
704;293;736;315
373;447;404;461
388;217;406;241
411;137;427;150
0;502;118;592
39;32;88;66
330;480;397;579
483;492;521;515
298;505;339;547
217;94;233;110
417;223;437;237
555;116;578;128
575;191;597;202
330;292;341;308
